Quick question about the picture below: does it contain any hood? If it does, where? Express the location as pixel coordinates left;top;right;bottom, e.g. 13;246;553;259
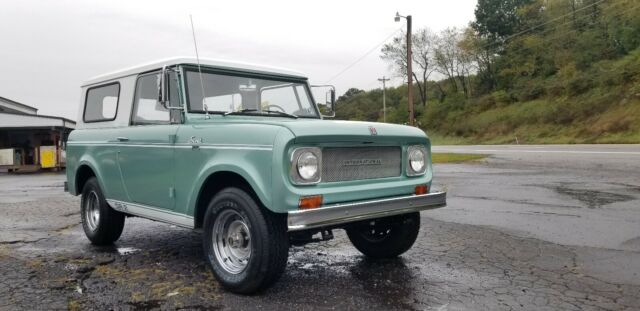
279;119;428;144
188;116;429;145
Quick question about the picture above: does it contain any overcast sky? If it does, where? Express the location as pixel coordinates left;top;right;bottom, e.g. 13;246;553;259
0;0;477;120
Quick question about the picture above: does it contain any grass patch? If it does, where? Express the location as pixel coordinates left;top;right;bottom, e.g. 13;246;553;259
432;153;488;164
68;299;82;311
428;133;474;145
419;51;640;145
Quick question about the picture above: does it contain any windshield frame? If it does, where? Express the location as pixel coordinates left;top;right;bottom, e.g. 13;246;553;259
182;66;321;119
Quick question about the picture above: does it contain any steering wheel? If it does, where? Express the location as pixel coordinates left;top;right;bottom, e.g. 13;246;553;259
263;104;286;113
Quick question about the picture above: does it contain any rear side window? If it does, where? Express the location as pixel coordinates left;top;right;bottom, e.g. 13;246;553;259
84;83;120;122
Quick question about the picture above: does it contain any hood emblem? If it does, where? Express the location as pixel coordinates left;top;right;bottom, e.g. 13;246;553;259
369;126;378;136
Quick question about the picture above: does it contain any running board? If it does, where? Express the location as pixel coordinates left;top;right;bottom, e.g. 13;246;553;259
106;199;194;229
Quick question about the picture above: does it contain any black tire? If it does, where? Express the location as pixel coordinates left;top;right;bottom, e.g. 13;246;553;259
346;212;420;259
80;177;125;245
202;187;289;294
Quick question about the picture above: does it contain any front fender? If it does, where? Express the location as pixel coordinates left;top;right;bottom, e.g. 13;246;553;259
183;155;273;217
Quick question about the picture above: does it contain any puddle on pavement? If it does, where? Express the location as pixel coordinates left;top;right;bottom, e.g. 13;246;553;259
552;183;635;208
117;247;141;255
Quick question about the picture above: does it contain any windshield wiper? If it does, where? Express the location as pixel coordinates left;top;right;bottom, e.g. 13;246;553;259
223;109;258;116
263;110;298;119
223;109;298;119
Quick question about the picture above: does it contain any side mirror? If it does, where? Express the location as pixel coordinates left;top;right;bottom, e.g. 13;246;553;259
311;84;336;118
328;89;336;115
158;66;183;111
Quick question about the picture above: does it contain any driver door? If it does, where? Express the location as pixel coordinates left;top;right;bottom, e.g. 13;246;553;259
117;71;180;211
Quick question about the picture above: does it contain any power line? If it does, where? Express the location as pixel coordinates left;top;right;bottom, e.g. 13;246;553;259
326;1;616;87
504;0;626;48
503;0;607;41
478;0;609;51
500;3;640;55
324;27;403;84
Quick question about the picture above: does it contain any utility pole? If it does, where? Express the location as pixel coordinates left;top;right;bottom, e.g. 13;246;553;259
406;15;414;126
396;12;414;126
378;76;390;122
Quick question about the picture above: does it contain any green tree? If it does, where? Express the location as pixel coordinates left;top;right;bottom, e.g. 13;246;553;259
472;0;535;40
337;88;364;102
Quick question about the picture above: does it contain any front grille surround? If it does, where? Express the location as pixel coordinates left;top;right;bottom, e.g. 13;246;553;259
321;146;402;182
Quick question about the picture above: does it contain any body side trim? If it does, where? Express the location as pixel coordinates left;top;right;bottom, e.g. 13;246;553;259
106;199;194;228
68;141;273;150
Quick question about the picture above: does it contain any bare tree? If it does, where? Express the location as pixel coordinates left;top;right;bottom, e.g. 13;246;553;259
381;28;437;107
382;27;479;102
434;27;477;98
434;28;461;94
459;27;494;94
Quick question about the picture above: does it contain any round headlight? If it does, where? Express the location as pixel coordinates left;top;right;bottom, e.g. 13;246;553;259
409;148;425;173
297;152;319;180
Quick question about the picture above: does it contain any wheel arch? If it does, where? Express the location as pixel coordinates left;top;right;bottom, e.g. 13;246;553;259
193;170;268;229
73;157;106;196
75;164;97;195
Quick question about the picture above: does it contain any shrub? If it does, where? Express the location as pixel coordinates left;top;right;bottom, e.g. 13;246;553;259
492;90;512;107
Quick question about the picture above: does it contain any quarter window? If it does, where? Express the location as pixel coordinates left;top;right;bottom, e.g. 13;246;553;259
84;83;119;122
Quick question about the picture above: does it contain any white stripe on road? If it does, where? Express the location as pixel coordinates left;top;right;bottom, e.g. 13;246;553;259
433;149;640;155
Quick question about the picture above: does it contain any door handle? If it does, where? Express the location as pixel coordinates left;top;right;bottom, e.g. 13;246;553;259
116;137;129;142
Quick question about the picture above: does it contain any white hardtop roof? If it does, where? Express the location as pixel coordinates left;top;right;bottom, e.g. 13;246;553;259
82;57;308;87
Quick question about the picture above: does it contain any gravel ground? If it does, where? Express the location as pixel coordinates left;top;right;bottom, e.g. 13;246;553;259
1;145;639;310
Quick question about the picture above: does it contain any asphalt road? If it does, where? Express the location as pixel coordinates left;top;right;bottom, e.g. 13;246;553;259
1;144;639;310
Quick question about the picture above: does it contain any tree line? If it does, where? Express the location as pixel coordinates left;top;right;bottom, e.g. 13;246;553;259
336;0;640;143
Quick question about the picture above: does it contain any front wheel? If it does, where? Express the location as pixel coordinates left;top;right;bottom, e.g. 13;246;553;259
202;188;289;294
346;212;420;259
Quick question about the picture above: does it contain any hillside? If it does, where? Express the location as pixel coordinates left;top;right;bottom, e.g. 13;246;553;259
335;0;640;144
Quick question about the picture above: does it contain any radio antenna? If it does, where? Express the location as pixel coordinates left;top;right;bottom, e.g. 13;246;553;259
189;14;209;118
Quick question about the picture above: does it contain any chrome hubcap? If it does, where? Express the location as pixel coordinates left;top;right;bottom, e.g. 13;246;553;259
84;191;100;231
212;209;251;274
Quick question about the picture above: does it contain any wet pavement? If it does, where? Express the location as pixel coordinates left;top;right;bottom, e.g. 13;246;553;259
1;144;640;310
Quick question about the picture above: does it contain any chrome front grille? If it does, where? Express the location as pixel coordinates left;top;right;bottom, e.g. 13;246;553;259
322;146;402;182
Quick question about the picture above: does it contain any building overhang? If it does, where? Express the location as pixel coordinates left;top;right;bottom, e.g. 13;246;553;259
0;113;75;130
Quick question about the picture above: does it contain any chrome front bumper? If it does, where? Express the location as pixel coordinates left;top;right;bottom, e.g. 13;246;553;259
287;191;447;231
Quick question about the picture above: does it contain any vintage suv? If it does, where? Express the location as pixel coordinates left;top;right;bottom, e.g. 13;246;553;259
66;57;446;294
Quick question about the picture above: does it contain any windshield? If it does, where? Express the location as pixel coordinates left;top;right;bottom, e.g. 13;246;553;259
185;70;319;118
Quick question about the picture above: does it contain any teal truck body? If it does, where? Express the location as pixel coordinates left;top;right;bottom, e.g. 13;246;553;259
66;57;446;293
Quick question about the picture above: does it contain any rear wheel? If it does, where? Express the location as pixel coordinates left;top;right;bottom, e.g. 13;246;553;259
346;212;420;259
81;177;125;245
203;188;289;294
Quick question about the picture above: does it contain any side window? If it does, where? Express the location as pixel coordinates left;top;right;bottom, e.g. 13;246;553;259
132;72;179;125
84;83;119;122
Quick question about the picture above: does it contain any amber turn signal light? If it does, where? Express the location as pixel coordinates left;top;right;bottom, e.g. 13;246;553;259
298;195;323;210
415;185;429;195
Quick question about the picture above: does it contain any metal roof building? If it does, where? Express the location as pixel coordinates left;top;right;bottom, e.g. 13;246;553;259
0;97;75;172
